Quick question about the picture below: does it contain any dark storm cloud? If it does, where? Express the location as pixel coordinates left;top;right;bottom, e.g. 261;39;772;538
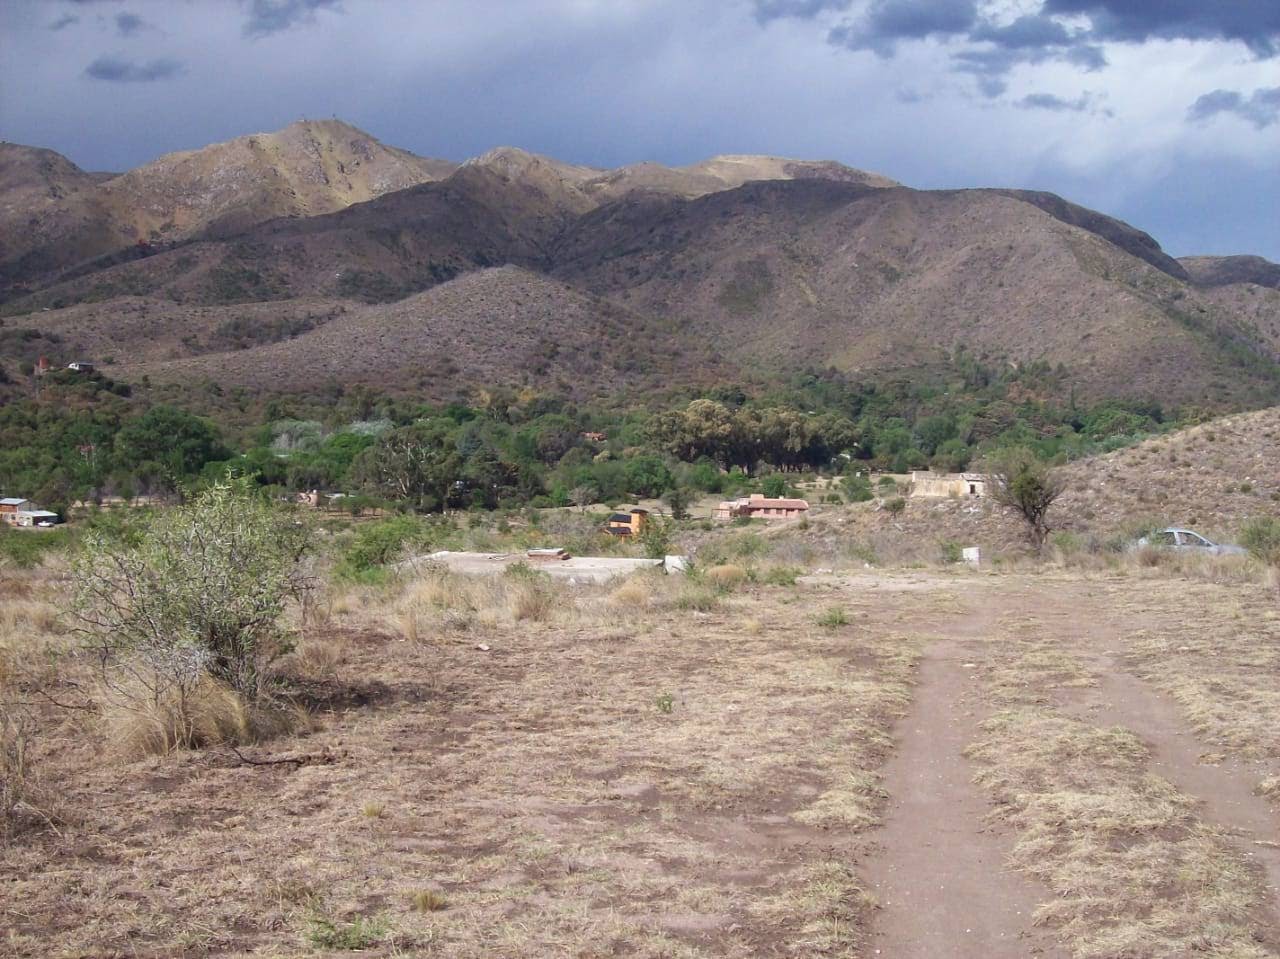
49;14;79;30
794;0;1280;93
752;0;851;24
829;0;976;54
115;12;146;36
1043;0;1280;58
242;0;343;38
1189;87;1280;129
84;55;183;82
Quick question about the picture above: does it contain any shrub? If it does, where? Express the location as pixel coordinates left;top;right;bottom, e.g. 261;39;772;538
939;541;963;565
1240;516;1280;566
760;565;802;586
884;496;906;517
339;515;429;576
638;515;674;559
305;912;389;950
816;607;849;628
841;475;874;503
669;584;719;611
72;478;312;743
704;563;748;591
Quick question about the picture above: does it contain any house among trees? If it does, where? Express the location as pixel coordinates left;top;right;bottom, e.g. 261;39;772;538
67;361;95;373
713;493;809;523
0;497;60;527
909;471;987;499
606;508;649;536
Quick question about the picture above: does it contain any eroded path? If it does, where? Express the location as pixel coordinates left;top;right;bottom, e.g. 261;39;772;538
864;635;1067;958
841;571;1280;958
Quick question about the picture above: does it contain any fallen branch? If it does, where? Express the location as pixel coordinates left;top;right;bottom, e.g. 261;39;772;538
224;745;308;768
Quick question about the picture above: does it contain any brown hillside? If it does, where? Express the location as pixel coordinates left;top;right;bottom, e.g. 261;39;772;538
0;144;127;286
1181;255;1280;290
0;121;456;293
1054;405;1280;540
8;295;355;368
553;180;1280;406
95;118;457;242
129;266;735;402
2;125;1277;409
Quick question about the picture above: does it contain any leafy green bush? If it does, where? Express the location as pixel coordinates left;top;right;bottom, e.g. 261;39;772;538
1240;516;1280;566
816;607;849;628
841;475;873;503
338;516;431;578
72;478;311;701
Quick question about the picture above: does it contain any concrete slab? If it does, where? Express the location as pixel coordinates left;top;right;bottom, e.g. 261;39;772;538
407;551;665;585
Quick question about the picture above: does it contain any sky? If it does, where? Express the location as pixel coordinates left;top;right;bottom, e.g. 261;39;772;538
2;0;1277;259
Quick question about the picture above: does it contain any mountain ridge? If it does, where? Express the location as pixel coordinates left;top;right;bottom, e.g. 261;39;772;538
1;119;1277;412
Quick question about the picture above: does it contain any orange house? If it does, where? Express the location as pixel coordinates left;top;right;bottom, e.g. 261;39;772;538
605;508;649;537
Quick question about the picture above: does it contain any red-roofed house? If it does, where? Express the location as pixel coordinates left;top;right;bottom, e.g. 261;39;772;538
713;493;809;523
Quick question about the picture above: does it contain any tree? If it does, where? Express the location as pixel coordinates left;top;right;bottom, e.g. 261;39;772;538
569;485;597;512
665;486;691;520
762;474;788;498
623;455;674;498
351;421;462;512
72;478;312;707
982;447;1064;550
114;406;227;486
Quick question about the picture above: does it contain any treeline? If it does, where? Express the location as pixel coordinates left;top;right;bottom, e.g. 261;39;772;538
0;355;1176;514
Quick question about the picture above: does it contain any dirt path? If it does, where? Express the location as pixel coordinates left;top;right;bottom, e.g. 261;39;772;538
863;613;1068;958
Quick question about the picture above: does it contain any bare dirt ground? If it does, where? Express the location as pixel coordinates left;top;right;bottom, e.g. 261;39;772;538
3;563;1279;957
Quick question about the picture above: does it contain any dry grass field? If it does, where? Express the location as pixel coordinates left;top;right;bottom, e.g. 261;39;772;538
2;528;1278;958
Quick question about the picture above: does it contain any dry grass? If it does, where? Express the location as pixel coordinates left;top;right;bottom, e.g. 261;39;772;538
703;563;748;590
97;676;309;760
969;708;1273;958
0;555;929;956
1124;581;1280;767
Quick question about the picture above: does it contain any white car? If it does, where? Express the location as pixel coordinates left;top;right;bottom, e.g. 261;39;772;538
1135;527;1246;556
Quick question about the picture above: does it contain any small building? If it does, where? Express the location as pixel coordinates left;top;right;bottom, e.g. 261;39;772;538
1;498;32;525
1;498;59;527
606;508;649;537
67;361;95;373
15;509;59;527
713;493;810;523
909;471;987;499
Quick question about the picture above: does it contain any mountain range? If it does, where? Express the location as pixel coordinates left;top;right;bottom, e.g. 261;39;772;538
1;119;1278;409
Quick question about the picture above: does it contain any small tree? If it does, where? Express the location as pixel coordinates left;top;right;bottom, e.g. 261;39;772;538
665;486;691;520
72;478;312;705
982;447;1063;550
569;485;597;513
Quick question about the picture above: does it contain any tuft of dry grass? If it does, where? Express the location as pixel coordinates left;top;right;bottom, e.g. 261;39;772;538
410;888;448;912
703;563;748;591
0;708;46;842
97;676;309;760
608;575;656;608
